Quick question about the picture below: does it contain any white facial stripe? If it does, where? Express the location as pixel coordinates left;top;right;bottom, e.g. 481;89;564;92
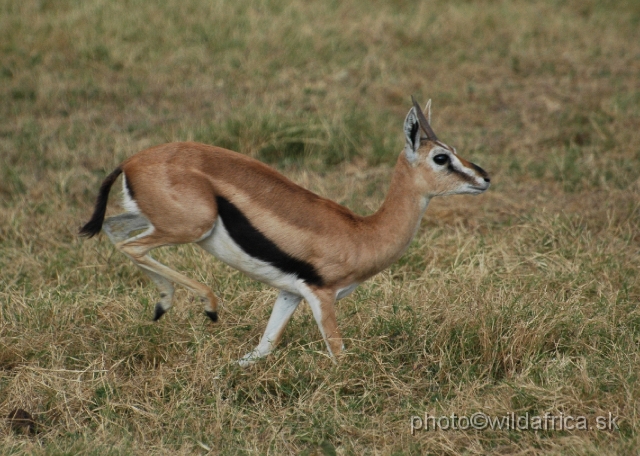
449;155;478;179
428;147;487;195
429;146;480;179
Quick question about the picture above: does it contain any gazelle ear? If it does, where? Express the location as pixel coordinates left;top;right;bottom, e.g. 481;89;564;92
424;99;432;124
404;107;421;163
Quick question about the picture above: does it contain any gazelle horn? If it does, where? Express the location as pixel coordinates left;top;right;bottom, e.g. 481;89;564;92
411;95;438;142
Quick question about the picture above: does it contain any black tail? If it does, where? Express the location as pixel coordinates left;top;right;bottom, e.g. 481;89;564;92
79;167;123;238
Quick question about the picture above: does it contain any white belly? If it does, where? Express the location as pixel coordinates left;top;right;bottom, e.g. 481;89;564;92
198;217;361;300
197;217;301;294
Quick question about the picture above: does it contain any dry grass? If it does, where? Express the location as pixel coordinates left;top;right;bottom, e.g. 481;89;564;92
1;0;640;453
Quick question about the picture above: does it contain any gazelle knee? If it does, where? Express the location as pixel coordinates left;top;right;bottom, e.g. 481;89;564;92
103;213;149;244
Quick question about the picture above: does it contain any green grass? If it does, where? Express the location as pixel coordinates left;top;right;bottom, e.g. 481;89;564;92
1;0;640;453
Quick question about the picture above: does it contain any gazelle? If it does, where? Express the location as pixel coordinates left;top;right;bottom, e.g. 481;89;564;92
80;97;489;366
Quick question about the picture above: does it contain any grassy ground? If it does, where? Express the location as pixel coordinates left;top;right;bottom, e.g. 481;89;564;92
1;0;639;453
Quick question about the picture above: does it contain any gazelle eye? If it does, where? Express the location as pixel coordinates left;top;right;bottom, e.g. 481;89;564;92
433;154;449;165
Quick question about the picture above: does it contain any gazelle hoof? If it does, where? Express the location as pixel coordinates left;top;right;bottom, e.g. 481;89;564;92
205;310;218;322
153;303;166;321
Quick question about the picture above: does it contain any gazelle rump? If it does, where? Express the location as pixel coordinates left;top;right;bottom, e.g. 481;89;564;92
79;98;490;366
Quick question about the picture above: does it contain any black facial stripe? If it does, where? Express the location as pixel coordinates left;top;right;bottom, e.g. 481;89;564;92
215;196;324;287
470;162;489;178
447;163;477;184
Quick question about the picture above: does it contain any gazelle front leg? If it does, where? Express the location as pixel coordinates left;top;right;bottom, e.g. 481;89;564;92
238;290;302;367
299;286;343;360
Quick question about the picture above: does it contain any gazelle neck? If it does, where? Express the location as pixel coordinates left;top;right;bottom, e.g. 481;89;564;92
359;154;430;278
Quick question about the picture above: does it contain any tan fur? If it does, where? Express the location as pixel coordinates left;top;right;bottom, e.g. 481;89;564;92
120;143;454;285
84;101;490;364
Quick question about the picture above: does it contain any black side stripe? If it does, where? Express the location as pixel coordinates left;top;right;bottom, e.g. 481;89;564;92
215;196;325;287
470;162;489;179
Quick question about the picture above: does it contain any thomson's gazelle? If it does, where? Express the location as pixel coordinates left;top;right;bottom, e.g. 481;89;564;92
80;98;490;365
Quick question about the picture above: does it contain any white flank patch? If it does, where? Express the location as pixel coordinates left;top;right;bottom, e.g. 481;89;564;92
197;217;302;294
121;175;140;214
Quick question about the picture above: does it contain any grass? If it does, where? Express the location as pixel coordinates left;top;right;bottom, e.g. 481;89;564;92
1;0;640;453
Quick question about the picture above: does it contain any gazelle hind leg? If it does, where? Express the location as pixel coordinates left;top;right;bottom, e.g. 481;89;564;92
238;290;302;367
131;253;218;322
142;269;175;321
103;214;177;319
112;226;219;322
299;286;343;361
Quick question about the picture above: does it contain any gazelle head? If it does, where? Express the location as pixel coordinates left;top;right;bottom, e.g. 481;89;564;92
404;97;490;197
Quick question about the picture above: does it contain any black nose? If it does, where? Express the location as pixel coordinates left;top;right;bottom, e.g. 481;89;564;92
470;162;490;183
